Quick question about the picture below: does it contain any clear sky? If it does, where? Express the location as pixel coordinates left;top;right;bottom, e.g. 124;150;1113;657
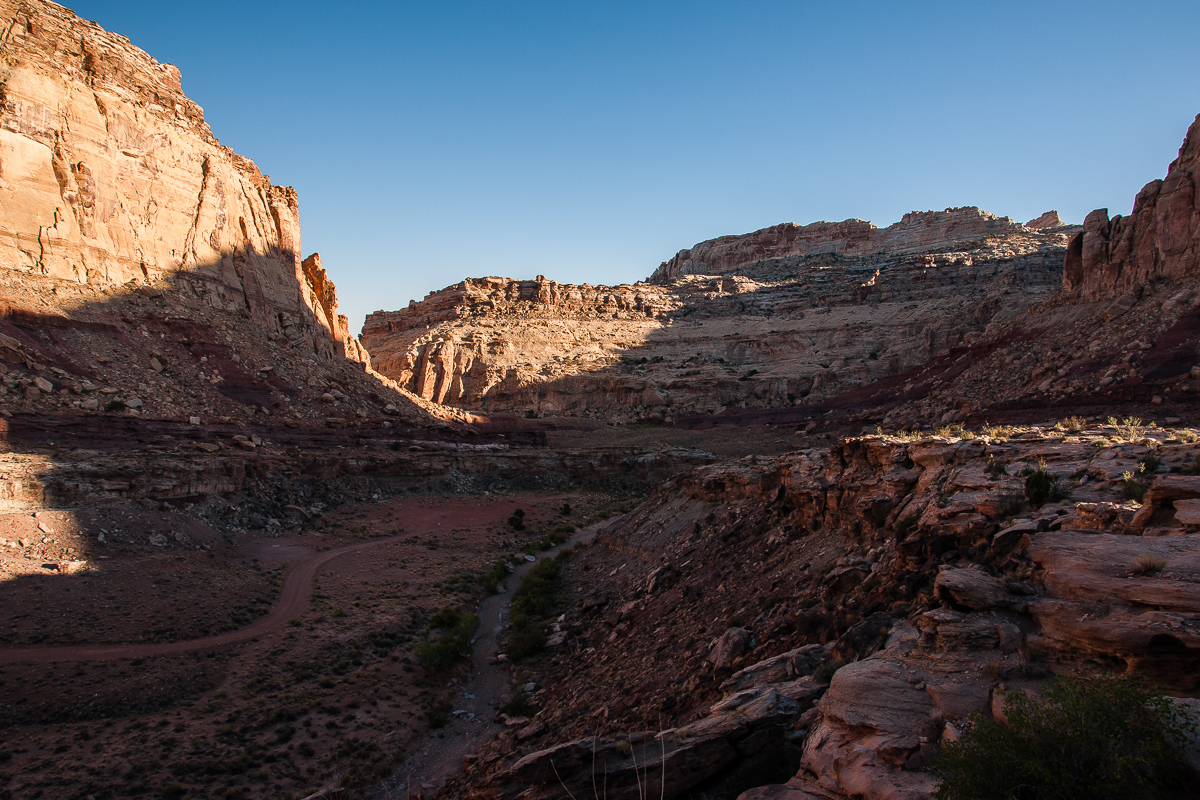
64;1;1200;332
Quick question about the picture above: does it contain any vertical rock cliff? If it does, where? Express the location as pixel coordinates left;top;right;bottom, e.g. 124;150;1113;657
1064;113;1200;301
0;0;363;363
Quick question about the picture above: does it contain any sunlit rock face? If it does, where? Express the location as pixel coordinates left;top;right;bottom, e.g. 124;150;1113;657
362;212;1077;423
1063;113;1200;302
0;0;362;362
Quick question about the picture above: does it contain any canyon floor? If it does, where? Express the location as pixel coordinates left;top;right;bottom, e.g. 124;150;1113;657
0;490;632;799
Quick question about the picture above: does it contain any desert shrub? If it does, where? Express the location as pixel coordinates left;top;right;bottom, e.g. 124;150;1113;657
1024;465;1055;508
560;502;572;515
985;459;1007;480
504;553;571;663
500;692;538;718
1108;415;1144;442
982;424;1014;441
481;560;510;593
936;424;970;439
415;607;478;677
1122;471;1149;502
812;657;845;685
1128;552;1167;575
1059;416;1087;433
507;508;526;530
1140;453;1161;474
932;673;1197;800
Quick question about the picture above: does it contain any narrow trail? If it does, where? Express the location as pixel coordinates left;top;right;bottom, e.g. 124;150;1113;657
0;534;411;664
376;515;625;799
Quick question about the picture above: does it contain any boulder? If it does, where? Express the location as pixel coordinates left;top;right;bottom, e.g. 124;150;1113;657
934;567;1008;610
710;627;751;668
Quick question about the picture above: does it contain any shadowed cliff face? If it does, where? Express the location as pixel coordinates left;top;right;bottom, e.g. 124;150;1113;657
1064;113;1200;302
0;0;367;365
361;218;1075;424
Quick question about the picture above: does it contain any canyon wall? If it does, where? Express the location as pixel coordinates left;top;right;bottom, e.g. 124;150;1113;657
1064;113;1200;302
650;206;1041;283
0;0;362;363
362;215;1074;423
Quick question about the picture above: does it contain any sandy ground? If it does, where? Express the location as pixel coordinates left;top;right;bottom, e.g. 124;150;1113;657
0;490;630;799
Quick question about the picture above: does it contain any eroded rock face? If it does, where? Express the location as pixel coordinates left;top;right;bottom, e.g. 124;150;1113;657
362;216;1071;423
1064;113;1200;301
0;0;362;363
452;424;1200;800
651;207;1041;283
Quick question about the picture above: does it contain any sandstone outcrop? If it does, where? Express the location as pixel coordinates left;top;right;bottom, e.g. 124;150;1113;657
650;207;1041;283
0;0;451;433
362;215;1072;423
1063;113;1200;301
452;423;1200;799
0;0;368;363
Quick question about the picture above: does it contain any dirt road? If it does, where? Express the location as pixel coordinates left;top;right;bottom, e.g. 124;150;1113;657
0;534;410;664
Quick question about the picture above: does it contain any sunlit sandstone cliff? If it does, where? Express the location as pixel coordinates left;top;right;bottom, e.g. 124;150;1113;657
362;209;1077;423
0;0;362;363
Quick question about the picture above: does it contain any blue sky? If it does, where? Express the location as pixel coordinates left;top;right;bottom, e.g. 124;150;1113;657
66;1;1200;332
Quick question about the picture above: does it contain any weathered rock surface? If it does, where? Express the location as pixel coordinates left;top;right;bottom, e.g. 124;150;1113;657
0;0;363;361
362;214;1071;423
0;0;459;433
650;207;1049;283
1064;113;1200;302
451;424;1200;800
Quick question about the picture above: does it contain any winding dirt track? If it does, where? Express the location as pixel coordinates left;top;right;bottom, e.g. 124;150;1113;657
0;535;410;664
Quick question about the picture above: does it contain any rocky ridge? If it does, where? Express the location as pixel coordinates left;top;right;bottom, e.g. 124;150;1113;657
649;206;1052;283
450;423;1200;800
362;213;1073;423
1064;114;1200;302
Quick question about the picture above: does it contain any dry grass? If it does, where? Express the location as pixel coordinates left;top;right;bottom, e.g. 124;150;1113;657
1107;415;1143;442
982;425;1015;441
1128;553;1167;576
1056;416;1087;433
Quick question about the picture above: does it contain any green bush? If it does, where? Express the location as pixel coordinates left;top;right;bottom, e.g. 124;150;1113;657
1123;471;1149;502
504;553;571;663
1024;467;1055;508
501;692;538;718
481;560;510;593
933;673;1198;800
507;508;526;530
415;607;478;677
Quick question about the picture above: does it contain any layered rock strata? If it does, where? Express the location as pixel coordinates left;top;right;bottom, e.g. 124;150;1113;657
1064;113;1200;302
650;206;1059;283
363;215;1073;423
0;0;445;433
0;0;365;363
453;425;1200;800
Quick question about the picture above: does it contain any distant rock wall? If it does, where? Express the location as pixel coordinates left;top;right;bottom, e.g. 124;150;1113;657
1064;113;1200;301
362;222;1072;423
650;207;1047;283
0;0;364;363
